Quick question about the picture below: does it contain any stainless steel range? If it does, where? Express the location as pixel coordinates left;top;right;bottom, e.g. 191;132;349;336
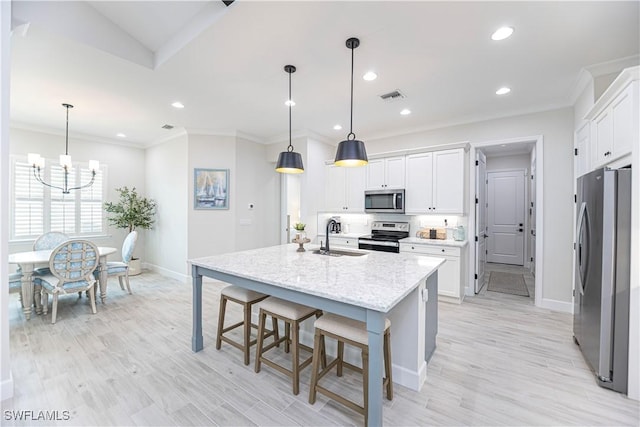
358;221;409;253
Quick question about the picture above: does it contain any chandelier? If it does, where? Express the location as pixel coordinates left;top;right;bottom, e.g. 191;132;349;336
28;103;99;194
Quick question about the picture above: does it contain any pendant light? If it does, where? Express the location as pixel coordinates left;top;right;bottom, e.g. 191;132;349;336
334;37;368;167
275;65;304;174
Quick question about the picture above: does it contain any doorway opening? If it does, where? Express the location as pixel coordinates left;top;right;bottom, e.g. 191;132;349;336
469;136;542;307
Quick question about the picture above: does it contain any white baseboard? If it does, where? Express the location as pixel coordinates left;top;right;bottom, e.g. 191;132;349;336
143;263;189;283
540;297;573;313
392;361;426;392
1;372;13;402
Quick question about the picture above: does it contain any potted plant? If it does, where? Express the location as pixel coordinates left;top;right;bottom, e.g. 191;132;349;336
293;222;306;241
104;186;157;275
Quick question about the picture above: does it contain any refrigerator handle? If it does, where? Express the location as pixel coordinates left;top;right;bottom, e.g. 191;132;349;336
576;202;587;295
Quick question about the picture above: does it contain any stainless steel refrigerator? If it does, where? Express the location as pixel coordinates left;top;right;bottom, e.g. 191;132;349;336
574;167;630;394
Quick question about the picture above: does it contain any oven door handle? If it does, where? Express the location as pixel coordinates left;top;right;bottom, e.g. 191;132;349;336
358;239;399;247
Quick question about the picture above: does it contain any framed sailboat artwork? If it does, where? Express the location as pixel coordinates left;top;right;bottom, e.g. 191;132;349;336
194;168;229;210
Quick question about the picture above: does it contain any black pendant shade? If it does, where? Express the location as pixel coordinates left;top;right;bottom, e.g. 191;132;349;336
334;37;368;167
276;150;304;173
335;138;368;167
276;65;304;174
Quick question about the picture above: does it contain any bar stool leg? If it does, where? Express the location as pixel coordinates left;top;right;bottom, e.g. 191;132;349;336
309;328;322;404
243;301;251;365
291;320;300;395
254;310;266;373
337;341;344;377
216;295;227;350
384;329;393;400
284;322;291;353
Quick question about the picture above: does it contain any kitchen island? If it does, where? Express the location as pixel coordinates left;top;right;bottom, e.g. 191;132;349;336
189;244;445;426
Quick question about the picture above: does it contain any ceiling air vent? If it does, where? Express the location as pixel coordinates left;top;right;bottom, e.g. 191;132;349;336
379;90;406;102
161;124;174;130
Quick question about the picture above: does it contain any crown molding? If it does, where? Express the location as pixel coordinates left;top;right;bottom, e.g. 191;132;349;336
585;54;640;78
10;121;147;149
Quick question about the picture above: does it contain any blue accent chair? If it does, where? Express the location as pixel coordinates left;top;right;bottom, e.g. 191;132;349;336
32;232;70;276
94;231;138;294
9;271;42;311
35;240;99;324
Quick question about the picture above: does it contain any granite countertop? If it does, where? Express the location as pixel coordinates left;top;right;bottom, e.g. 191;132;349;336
400;237;468;248
190;244;445;313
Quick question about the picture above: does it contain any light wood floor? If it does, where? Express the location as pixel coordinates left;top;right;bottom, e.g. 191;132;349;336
3;270;639;426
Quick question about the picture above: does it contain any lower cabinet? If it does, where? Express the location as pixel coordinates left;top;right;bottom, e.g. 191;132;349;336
326;236;358;248
399;243;466;303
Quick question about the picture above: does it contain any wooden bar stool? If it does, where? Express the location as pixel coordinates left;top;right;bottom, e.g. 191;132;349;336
216;285;277;365
309;313;393;426
254;297;322;395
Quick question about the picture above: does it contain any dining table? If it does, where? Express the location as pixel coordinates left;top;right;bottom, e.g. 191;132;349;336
8;246;117;320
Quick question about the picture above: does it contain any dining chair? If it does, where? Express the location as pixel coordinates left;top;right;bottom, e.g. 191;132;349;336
94;231;138;294
9;271;43;312
33;231;70;250
34;240;99;324
32;231;70;276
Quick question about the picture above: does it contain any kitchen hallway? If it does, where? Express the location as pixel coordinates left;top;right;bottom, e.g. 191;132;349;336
3;271;638;426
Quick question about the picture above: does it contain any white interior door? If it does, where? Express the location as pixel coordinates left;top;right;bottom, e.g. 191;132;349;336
487;170;525;265
475;151;487;293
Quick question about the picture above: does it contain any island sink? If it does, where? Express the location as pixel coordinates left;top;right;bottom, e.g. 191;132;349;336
312;249;367;257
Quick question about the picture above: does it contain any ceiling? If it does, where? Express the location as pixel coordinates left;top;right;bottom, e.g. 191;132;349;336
9;1;640;149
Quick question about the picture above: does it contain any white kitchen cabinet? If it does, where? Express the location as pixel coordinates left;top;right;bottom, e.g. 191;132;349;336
399;242;466;303
405;148;464;214
366;156;405;190
586;67;638;169
327;236;358;248
575;121;590;178
324;164;366;212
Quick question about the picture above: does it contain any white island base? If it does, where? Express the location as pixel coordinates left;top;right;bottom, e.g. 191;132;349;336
190;244;444;426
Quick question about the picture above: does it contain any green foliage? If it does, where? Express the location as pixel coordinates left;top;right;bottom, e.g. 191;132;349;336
294;222;306;231
104;187;157;232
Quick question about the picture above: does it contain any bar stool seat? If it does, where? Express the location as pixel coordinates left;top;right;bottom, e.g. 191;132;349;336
216;285;277;366
254;297;322;395
309;313;393;426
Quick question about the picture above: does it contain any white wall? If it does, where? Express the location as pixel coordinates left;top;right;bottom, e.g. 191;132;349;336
1;0;13;402
486;153;530;171
187;134;237;259
145;133;188;280
7;127;147;255
365;108;574;306
235;137;280;251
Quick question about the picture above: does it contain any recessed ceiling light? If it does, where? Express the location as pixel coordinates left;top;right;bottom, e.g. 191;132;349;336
285;99;296;107
363;71;378;81
171;101;185;109
496;87;511;95
400;109;411;115
333;124;342;130
491;26;514;41
116;133;126;138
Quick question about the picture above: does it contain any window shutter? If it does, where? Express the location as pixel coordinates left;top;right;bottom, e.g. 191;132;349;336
50;165;76;234
13;161;44;238
80;167;103;233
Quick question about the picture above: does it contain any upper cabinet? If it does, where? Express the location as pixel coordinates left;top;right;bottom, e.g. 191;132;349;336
405;148;465;214
365;156;405;190
575;121;591;178
585;66;638;169
324;164;366;212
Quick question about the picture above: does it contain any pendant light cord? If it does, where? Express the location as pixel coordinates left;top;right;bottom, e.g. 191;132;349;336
288;69;293;152
348;41;356;140
65;104;70;156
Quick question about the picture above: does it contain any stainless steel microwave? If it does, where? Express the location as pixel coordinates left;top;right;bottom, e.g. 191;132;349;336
364;189;405;214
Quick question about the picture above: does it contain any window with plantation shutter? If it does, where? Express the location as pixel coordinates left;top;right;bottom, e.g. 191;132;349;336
12;160;44;238
10;156;106;240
